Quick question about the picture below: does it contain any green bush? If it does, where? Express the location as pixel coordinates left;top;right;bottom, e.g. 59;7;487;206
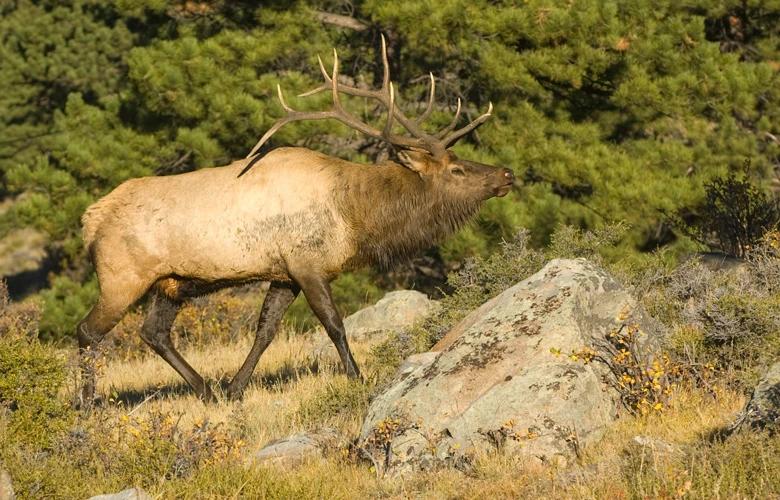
297;376;372;427
38;275;98;342
0;283;73;449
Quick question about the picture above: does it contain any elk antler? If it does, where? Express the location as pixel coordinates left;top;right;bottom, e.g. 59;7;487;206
241;35;492;175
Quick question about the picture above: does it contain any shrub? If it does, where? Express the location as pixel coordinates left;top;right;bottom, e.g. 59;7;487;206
672;163;780;258
632;233;780;390
0;282;73;448
297;376;372;427
38;275;98;342
171;286;260;349
5;408;244;499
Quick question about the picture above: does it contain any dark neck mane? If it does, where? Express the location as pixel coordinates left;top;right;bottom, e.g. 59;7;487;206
335;162;482;269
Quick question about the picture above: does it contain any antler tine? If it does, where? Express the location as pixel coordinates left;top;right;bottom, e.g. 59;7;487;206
440;101;493;147
244;84;339;160
414;73;436;126
380;34;390;91
435;98;462;139
383;82;395;138
330;49;341;109
243;36;495;175
297;55;332;97
276;84;294;112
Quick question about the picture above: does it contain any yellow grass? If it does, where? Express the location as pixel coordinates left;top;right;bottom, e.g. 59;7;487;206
79;330;755;499
95;328;373;445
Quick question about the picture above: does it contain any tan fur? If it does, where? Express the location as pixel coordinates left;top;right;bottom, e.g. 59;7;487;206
82;147;511;296
155;278;180;300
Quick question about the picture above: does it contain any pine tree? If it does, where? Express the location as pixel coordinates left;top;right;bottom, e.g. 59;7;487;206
1;0;778;338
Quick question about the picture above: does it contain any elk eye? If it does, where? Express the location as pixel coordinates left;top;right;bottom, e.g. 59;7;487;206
450;166;466;177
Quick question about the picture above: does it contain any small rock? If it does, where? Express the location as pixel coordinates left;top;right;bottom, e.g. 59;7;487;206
730;362;780;433
344;290;439;341
314;290;438;357
254;428;339;466
629;435;678;456
0;467;14;500
87;488;151;500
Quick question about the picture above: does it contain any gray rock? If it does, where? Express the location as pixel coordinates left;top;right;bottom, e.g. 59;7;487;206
396;352;438;379
253;428;339;466
345;290;438;341
87;488;151;500
314;290;438;356
730;362;780;433
629;435;678;456
359;259;661;472
0;467;14;500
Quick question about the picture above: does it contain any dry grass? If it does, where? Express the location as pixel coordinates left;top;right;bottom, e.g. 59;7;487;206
90;328;374;445
62;330;766;500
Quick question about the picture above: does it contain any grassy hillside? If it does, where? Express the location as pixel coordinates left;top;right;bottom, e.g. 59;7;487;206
3;226;780;498
2;313;778;498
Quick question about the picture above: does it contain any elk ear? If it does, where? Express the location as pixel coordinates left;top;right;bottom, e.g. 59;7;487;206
397;150;433;174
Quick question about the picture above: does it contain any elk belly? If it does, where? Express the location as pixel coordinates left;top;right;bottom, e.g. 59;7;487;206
163;204;351;282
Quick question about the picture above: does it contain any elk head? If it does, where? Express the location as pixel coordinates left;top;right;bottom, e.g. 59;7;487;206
239;36;515;200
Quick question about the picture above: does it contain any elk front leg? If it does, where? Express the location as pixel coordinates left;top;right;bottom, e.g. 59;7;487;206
226;281;299;400
293;273;361;379
140;291;216;403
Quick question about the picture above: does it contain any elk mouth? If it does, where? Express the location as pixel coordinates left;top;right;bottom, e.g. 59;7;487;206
493;168;515;197
494;182;513;197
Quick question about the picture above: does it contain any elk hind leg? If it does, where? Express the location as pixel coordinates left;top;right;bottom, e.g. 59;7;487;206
226;281;299;400
77;278;149;408
140;287;216;403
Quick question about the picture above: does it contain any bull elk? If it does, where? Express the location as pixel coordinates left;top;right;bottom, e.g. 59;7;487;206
76;36;514;406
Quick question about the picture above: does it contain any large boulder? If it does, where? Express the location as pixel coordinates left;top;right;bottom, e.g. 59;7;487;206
730;362;780;433
359;259;661;472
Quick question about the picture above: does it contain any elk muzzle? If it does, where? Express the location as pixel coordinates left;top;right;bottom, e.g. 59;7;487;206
494;168;515;197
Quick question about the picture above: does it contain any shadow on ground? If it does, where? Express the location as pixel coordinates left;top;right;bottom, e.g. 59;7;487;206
107;357;330;407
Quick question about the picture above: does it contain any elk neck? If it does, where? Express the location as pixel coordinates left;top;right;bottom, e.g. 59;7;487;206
333;160;482;270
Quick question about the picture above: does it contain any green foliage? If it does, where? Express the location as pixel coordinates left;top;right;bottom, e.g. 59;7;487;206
296;376;372;427
672;163;780;257
38;275;98;342
0;285;72;448
2;1;779;340
363;0;780;257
